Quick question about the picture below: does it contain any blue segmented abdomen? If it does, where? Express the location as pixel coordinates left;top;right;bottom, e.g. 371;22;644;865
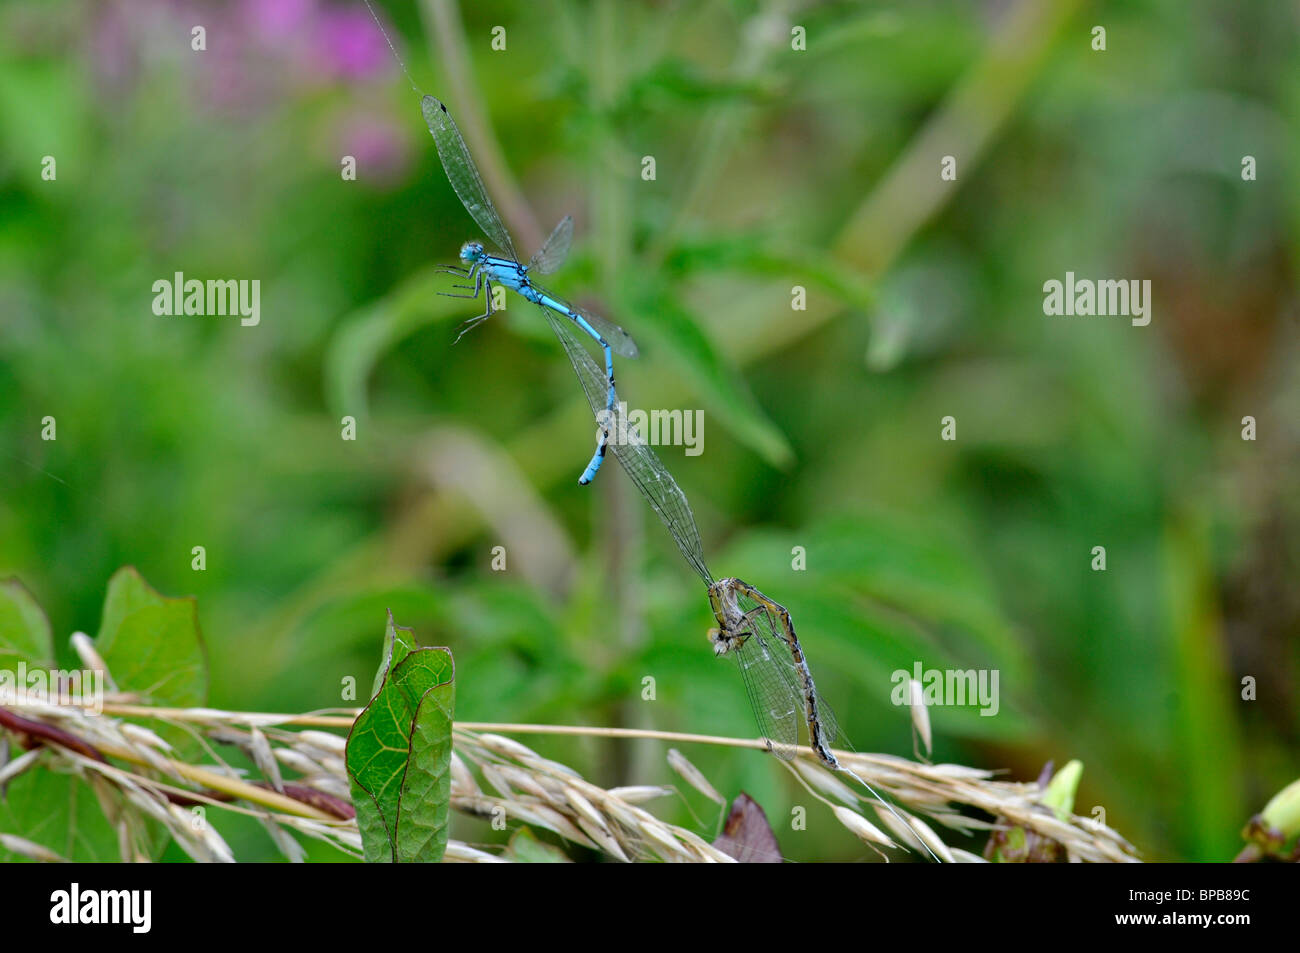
513;286;618;487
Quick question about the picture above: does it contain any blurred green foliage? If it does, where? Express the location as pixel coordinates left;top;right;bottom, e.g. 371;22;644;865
1;0;1296;861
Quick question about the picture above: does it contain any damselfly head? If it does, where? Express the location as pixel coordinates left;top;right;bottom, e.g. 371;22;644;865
459;240;485;263
708;627;741;656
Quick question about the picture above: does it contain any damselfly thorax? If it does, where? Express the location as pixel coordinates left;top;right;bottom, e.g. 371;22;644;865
706;577;750;654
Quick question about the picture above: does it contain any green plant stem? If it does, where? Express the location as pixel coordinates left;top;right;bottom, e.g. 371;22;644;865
86;737;336;821
94;703;777;753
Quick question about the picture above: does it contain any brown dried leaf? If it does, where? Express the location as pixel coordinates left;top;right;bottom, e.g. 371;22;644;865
713;793;782;863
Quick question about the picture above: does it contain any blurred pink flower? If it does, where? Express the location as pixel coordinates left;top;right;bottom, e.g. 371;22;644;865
86;0;409;146
243;0;318;43
314;5;396;81
339;112;412;186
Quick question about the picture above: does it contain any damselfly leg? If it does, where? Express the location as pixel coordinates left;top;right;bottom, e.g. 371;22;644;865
708;577;837;765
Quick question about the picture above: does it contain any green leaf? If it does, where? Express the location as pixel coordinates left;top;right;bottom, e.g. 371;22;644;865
324;270;448;420
620;280;794;467
723;512;1029;679
619;59;770;112
504;827;572;863
0;578;53;670
95;567;207;707
667;235;875;312
347;616;455;864
1041;760;1083;822
371;609;418;701
0;771;120;863
101;604;208;708
96;566;165;651
0;570;206;862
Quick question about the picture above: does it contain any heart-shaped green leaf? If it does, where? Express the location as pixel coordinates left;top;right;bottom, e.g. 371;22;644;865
1;569;206;861
347;613;455;863
96;567;207;707
0;578;53;671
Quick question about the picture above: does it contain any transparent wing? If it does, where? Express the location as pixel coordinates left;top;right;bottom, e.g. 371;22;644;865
529;215;574;276
421;96;519;262
731;628;801;761
816;687;839;745
573;303;639;359
735;591;838;746
536;287;639;358
538;305;709;582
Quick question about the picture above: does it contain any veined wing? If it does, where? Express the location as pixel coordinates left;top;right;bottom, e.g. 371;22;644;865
730;627;801;761
529;215;573;276
575;303;638;359
815;682;839;745
538;305;709;583
421;96;519;263
733;589;838;746
537;287;639;359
